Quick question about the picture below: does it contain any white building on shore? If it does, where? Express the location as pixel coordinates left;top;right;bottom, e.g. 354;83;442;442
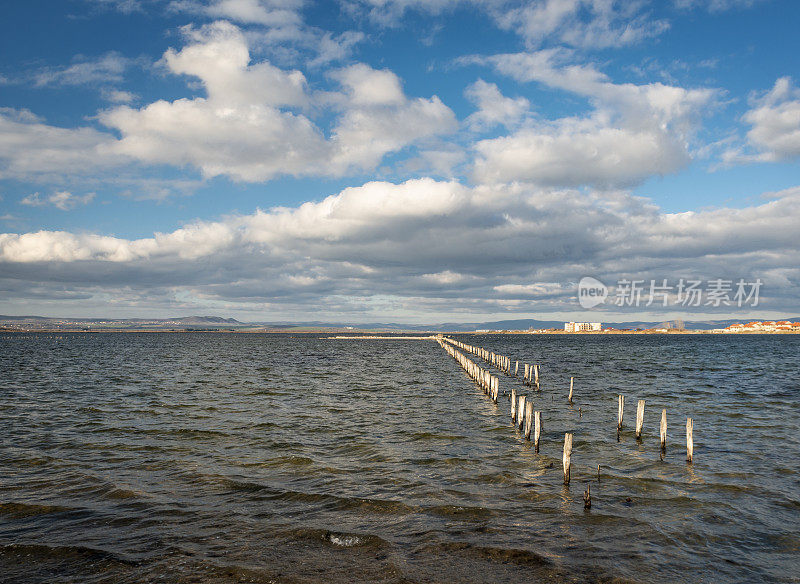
565;322;602;332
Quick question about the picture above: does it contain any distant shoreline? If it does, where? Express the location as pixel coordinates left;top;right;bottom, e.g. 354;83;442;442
2;328;798;335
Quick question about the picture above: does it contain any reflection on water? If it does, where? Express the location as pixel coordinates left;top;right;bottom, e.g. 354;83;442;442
1;332;798;583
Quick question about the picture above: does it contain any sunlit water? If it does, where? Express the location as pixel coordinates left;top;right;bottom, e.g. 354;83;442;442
1;333;798;583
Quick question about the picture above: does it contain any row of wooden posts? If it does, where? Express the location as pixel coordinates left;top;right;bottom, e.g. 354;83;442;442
437;336;695;490
438;336;541;389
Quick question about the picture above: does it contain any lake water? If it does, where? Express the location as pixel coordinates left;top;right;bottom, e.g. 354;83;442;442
1;332;798;583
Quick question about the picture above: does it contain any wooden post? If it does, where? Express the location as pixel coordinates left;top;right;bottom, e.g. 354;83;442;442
563;433;573;485
514;361;519;377
518;396;526;430
534;411;541;453
511;387;517;422
660;409;667;451
524;364;530;386
617;395;624;429
635;399;645;439
569;377;574;403
534;364;540;390
686;418;693;463
583;484;591;509
524;400;533;439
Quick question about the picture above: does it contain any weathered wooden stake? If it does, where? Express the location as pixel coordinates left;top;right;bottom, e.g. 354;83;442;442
635;399;645;439
617;395;625;429
660;409;667;451
686;418;693;463
583;484;591;509
524;364;530;385
597;464;600;482
518;395;526;430
514;361;519;377
569;377;574;403
534;364;540;389
511;387;517;422
524;401;533;439
563;433;573;485
534;411;541;453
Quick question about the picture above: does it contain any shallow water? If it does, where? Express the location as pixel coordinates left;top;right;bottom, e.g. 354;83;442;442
1;332;798;583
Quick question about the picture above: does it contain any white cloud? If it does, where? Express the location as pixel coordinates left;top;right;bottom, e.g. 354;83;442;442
345;0;465;25
348;0;668;49
2;179;798;317
673;0;762;11
491;0;669;49
469;50;716;186
726;77;800;163
87;0;146;14
472;117;688;187
307;31;366;67
32;52;131;87
203;0;303;25
0;108;125;180
464;79;529;130
99;22;455;181
101;88;139;103
327;65;457;173
20;191;96;210
330;63;405;106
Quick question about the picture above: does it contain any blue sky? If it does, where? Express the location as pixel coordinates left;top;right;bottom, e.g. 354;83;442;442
1;0;799;323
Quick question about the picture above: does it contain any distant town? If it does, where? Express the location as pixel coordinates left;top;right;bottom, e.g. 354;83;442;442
487;320;800;334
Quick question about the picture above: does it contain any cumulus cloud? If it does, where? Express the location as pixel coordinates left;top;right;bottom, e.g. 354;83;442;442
327;64;457;173
2;178;798;317
472;117;688;187
98;21;455;181
0;108;125;180
725;77;800;164
464;79;529;131
0;21;449;186
20;191;96;210
468;49;716;186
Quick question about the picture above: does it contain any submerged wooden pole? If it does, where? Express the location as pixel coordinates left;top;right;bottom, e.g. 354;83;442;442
660;409;667;451
524;364;530;386
518;395;526;430
534;364;540;390
524;400;533;439
534;411;541;453
635;399;645;439
569;377;574;403
563;433;573;485
514;361;519;377
686;418;693;463
511;387;517;422
617;395;625;429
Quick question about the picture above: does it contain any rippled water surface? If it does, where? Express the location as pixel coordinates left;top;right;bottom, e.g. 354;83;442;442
1;332;799;583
